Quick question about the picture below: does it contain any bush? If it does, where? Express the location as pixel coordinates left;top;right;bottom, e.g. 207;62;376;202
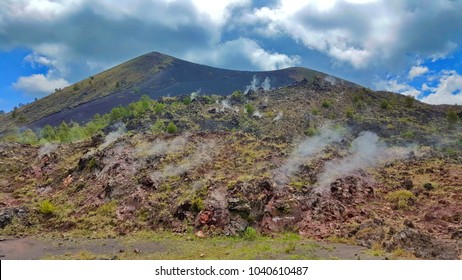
321;99;332;108
41;124;56;141
153;102;166;114
401;130;415;139
386;190;415;209
38;200;56;216
166;121;178;134
182;96;192;105
191;197;204;212
446;109;459;124
345;107;355;118
150;120;166;134
380;100;391;109
244;103;255;116
243;227;258;241
404;96;414;108
305;127;318;137
109;105;130;122
21;129;38;145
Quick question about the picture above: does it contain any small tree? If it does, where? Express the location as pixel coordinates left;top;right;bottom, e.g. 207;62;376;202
150;119;166;134
41;124;56;141
321;99;332;108
21;129;38;145
166;121;178;134
404;95;414;108
446;109;460;124
244;103;255;116
380;100;391;109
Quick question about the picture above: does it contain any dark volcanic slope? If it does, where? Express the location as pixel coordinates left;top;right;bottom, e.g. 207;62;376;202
1;52;349;131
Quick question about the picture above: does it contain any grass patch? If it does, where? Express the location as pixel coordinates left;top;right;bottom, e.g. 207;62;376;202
385;190;416;209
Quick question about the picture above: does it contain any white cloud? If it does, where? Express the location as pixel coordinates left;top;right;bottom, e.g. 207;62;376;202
13;74;70;97
186;38;300;70
408;65;429;80
1;0;462;101
191;0;250;26
245;0;462;69
420;71;462;105
374;79;420;97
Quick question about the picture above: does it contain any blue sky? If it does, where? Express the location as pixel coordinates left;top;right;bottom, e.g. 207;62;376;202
1;0;462;112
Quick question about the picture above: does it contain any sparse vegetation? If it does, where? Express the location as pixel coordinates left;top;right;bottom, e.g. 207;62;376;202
243;227;258;241
38;200;56;216
150;119;166;134
405;96;415;108
244;103;255;116
321;99;332;108
386;190;416;209
305;127;318;137
446;109;459;124
166;121;178;134
380;100;391;109
0;58;461;261
345;107;354;118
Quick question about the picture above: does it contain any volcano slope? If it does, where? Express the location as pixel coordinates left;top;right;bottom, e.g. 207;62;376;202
0;51;334;133
0;78;461;260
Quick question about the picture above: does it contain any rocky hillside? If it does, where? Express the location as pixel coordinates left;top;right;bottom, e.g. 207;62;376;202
1;77;461;259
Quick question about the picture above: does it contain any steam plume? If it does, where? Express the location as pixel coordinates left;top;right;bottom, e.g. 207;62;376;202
316;131;413;190
273;125;344;185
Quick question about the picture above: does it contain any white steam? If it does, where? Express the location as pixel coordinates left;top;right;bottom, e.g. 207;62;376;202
273;111;283;121
38;143;58;157
151;140;217;181
262;77;271;91
316;131;413;190
252;111;263;118
273;125;344;185
244;75;259;95
190;88;202;100
136;135;189;157
98;123;126;150
244;76;272;94
324;75;338;86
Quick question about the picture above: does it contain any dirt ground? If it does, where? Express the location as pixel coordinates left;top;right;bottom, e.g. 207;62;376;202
0;236;384;260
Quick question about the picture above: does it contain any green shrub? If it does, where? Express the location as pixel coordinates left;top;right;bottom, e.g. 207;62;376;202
109;105;130;122
321;99;332;108
38;200;56;216
345;107;355;118
446;109;459;124
153;102;166;114
244;103;255;116
150;120;166;134
386;190;415;209
41;125;56;141
243;227;258;241
401;130;415;139
21;129;38;145
305;127;318;137
166;121;178;134
311;108;320;115
380;100;391;109
191;197;204;212
182;96;192;105
404;96;415;108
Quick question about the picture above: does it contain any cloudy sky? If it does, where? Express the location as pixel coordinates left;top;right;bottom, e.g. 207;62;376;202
1;0;462;112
